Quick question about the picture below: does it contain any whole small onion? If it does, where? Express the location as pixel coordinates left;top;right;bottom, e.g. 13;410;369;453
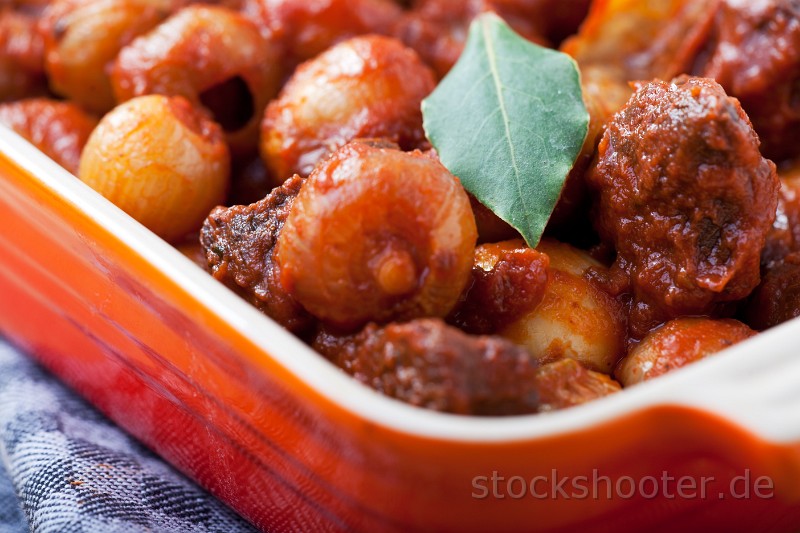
78;94;230;243
275;140;477;331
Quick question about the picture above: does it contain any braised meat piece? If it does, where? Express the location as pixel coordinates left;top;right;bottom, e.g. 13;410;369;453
200;174;314;334
761;160;800;267
393;0;561;78
534;358;621;412
448;239;550;335
746;252;800;330
762;193;800;268
588;76;779;338
691;0;800;161
506;0;593;45
313;319;540;416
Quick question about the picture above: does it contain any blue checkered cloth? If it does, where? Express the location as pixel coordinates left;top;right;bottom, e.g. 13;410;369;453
0;338;258;532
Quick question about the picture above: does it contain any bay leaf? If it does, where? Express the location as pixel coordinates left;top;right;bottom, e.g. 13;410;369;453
422;13;589;247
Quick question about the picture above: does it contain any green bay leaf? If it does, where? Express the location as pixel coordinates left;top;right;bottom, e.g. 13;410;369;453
422;12;589;248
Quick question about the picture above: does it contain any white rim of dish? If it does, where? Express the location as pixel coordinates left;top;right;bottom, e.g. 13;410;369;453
2;125;799;445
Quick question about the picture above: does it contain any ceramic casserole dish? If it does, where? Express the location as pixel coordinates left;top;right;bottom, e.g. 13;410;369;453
1;124;800;532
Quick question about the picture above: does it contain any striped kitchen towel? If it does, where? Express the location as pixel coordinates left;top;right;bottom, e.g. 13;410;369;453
0;338;257;533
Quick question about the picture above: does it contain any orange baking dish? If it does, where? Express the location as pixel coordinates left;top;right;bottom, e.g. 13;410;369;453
1;126;800;532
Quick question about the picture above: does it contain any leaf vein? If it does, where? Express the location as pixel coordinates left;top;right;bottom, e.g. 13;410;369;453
482;18;530;221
